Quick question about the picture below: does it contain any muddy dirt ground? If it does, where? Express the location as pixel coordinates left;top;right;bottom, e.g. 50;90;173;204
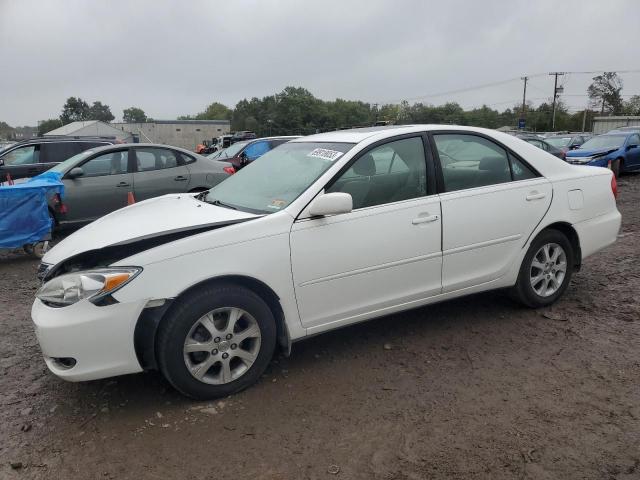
1;176;639;480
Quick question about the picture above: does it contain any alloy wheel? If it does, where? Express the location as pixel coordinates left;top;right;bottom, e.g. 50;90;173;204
183;307;262;385
529;242;567;297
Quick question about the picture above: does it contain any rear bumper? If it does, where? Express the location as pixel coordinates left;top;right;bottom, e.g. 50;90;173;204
31;298;146;381
574;209;621;260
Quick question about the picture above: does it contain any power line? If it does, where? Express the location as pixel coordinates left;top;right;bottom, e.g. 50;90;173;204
376;69;640;105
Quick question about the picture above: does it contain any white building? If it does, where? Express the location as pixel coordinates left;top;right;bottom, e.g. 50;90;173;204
112;120;231;150
45;120;132;141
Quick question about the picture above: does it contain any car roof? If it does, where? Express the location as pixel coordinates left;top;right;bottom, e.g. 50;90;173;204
9;135;117;146
289;125;507;144
76;142;200;156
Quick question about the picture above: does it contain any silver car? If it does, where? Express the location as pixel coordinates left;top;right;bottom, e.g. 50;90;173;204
48;143;234;226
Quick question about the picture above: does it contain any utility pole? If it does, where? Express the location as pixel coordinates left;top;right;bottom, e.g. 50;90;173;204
582;109;587;132
520;76;528;130
549;72;565;131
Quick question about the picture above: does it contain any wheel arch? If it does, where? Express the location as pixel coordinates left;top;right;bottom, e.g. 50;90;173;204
134;275;291;371
537;221;581;270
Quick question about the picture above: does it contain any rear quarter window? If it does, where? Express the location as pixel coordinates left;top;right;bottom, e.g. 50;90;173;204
40;142;83;164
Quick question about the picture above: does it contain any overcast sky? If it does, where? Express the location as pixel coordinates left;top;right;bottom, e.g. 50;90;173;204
1;0;639;126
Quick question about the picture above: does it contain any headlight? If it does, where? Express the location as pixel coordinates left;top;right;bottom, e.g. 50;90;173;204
36;268;141;307
570;156;594;164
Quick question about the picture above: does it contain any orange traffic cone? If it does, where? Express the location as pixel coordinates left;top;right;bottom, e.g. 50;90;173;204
127;191;136;205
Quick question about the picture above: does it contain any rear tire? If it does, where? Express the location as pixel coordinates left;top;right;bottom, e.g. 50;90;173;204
511;229;574;308
156;284;276;399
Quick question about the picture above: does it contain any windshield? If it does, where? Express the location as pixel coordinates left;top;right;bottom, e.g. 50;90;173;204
579;135;625;151
217;141;250;159
203;142;355;213
545;137;572;148
49;150;94;173
207;150;222;159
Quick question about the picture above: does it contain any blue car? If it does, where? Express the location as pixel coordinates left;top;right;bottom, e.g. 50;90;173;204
566;132;640;178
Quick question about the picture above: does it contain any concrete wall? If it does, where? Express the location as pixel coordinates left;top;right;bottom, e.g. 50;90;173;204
592;116;640;135
113;120;231;150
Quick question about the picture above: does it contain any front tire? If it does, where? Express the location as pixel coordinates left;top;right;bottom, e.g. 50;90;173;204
156;284;277;399
611;158;622;179
512;229;574;308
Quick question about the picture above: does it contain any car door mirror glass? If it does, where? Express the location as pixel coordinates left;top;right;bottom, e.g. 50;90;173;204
308;192;353;217
67;167;84;179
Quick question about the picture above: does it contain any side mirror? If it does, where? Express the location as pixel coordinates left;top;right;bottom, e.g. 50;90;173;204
627;144;638;150
67;167;84;179
0;158;4;166
308;192;353;217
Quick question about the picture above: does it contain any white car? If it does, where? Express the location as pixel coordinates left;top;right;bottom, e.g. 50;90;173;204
32;126;621;399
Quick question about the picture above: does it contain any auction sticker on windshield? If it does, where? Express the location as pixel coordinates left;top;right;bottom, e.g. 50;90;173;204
307;148;344;161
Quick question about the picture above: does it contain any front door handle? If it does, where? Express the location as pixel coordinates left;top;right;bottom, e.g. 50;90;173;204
526;191;546;201
116;182;131;187
412;214;439;225
174;175;188;181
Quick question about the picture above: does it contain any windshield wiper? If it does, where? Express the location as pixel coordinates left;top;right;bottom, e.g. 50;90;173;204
209;199;238;210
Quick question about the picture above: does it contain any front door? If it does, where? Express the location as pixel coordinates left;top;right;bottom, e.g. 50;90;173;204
290;135;442;331
132;147;191;201
62;149;132;224
431;133;552;292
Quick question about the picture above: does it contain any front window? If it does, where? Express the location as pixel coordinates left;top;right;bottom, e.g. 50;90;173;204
2;145;40;165
49;150;94;173
545;137;572;148
580;135;626;150
204;142;354;213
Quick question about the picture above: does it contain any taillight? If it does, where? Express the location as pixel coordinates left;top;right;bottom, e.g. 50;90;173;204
611;174;618;200
223;166;236;175
53;193;68;213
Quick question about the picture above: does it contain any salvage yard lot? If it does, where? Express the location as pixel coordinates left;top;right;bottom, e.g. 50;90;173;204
1;176;639;479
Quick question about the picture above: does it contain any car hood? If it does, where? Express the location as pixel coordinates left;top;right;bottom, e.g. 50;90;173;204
43;193;258;266
567;147;618;158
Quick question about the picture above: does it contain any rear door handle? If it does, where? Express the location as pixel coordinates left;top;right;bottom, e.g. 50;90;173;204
116;182;131;187
412;214;439;225
174;176;188;181
526;192;546;201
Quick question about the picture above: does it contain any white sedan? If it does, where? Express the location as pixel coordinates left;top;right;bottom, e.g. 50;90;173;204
32;126;621;399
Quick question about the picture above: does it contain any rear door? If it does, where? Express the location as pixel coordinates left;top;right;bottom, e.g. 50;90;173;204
432;132;552;292
132;147;191;201
40;142;83;171
61;149;132;223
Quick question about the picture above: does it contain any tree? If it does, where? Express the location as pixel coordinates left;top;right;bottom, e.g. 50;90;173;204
195;102;232;120
88;101;115;122
38;118;63;135
587;72;623;114
623;95;640;115
60;97;90;124
0;121;14;140
123;107;147;123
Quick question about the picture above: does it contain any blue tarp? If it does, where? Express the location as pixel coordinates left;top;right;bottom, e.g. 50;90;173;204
0;172;64;248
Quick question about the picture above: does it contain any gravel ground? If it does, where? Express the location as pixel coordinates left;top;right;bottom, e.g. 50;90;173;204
1;175;639;480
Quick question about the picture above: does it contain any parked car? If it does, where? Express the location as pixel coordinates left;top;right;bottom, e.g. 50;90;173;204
544;134;591;154
607;126;640;134
33;125;620;399
214;136;301;170
520;136;566;160
0;136;119;182
230;131;257;144
565;132;640;178
47;143;234;227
